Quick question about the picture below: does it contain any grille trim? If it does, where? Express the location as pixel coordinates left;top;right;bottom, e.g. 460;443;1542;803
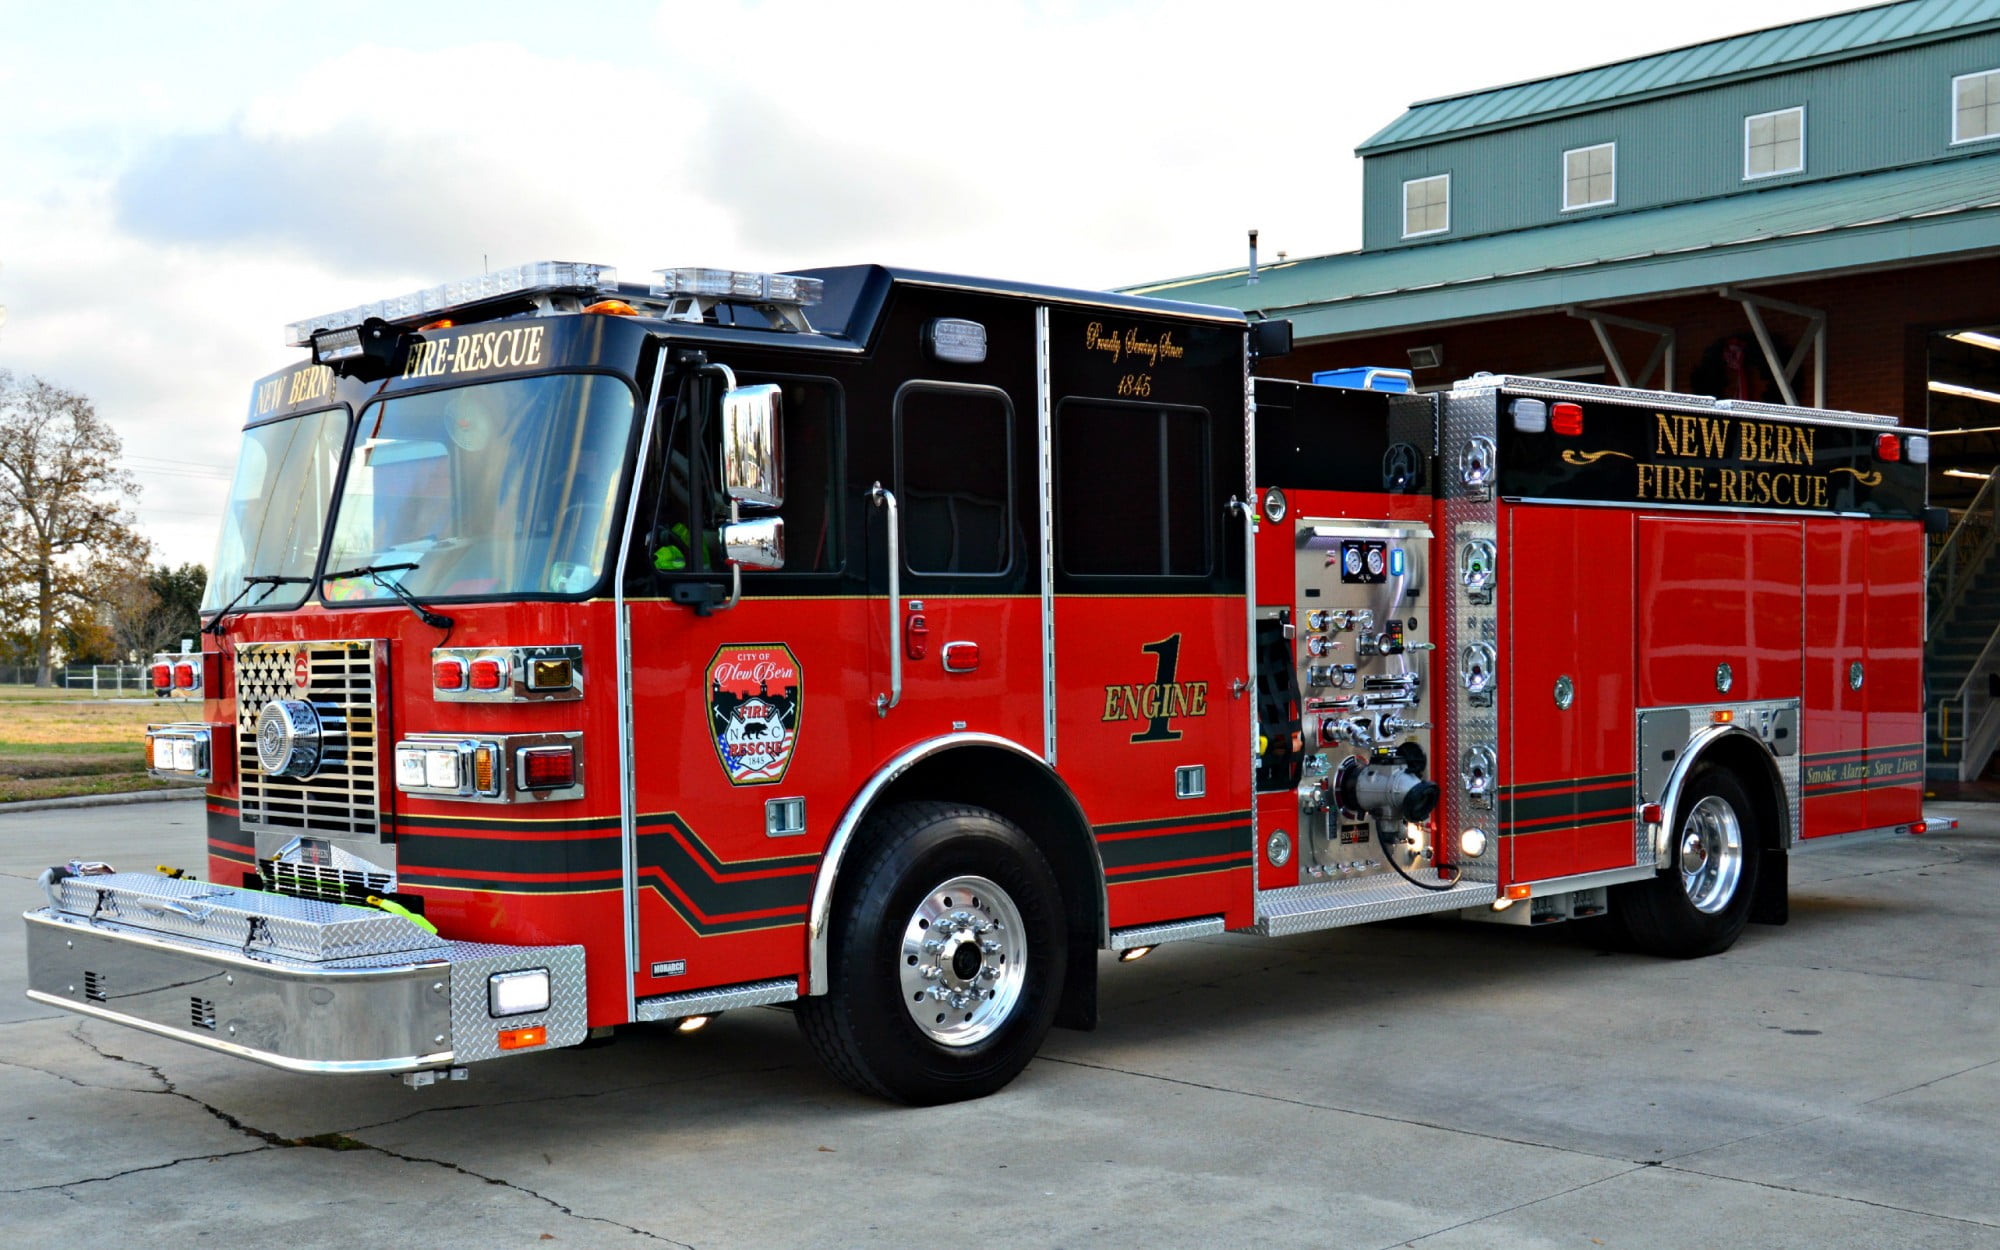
236;641;387;842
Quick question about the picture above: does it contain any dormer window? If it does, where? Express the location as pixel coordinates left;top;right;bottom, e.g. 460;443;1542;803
1403;174;1450;238
1744;107;1805;179
1563;143;1616;211
1955;69;2000;143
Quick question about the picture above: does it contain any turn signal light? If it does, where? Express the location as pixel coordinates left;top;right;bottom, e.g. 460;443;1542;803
1551;402;1584;436
1505;884;1532;900
582;299;639;316
497;1026;547;1050
1711;709;1735;724
1875;433;1902;462
517;745;577;791
469;657;507;691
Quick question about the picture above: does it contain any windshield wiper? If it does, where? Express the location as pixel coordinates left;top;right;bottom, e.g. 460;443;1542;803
202;574;315;636
321;562;455;630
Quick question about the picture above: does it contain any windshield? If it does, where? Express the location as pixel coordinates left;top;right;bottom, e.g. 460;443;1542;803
323;373;635;602
203;408;350;612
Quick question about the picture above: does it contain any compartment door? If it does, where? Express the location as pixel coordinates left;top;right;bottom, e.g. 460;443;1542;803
1865;524;1924;829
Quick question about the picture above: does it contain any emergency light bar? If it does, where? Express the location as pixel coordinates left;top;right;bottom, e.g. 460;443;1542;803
284;261;620;347
650;267;823;332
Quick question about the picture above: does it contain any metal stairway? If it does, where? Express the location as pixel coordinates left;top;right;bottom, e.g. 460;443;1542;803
1927;473;2000;780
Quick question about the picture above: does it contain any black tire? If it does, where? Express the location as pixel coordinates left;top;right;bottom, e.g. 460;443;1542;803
796;801;1066;1105
1617;766;1761;959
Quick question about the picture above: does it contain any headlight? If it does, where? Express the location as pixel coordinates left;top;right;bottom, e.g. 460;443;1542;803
489;969;551;1017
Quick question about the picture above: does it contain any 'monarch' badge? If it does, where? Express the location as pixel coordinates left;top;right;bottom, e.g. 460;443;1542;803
707;645;802;786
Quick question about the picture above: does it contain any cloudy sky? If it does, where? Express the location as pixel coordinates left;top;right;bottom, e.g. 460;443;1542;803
1;0;1846;567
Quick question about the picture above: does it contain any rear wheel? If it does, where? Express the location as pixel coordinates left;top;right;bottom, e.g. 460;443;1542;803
797;801;1065;1104
1617;766;1760;958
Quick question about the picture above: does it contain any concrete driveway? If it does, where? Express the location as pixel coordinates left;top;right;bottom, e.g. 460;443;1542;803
3;796;1997;1248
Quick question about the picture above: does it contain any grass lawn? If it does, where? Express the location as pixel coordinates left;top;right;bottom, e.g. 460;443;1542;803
0;687;205;802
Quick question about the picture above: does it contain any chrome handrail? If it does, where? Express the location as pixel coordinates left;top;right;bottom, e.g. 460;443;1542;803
869;483;901;716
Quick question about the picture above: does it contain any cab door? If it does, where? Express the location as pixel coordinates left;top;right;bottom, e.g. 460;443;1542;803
1044;307;1255;933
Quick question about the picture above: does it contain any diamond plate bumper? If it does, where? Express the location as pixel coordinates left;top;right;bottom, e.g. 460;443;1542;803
24;902;586;1075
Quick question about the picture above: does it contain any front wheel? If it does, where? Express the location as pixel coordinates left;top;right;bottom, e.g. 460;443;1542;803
1616;766;1760;958
796;801;1066;1104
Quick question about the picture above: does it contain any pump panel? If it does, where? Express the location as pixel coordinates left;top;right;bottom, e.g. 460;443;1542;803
1291;519;1436;883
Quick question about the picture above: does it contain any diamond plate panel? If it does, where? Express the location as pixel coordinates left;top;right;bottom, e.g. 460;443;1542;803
633;977;800;1022
448;943;589;1063
236;640;385;842
1440;387;1501;890
1249;874;1497;936
48;872;444;963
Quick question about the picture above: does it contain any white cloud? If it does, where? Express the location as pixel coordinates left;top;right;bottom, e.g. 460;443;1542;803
0;0;1856;566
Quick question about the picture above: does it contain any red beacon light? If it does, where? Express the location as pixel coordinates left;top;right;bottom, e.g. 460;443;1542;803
1551;402;1585;436
151;662;173;691
173;661;198;690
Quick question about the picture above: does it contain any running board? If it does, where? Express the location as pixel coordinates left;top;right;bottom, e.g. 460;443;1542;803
633;977;798;1022
1249;875;1497;937
1107;915;1226;953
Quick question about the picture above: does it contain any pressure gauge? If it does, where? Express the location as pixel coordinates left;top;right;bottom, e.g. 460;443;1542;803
1366;546;1386;577
1343;547;1364;577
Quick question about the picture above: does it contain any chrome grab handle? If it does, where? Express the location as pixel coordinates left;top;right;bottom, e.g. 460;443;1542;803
870;482;901;716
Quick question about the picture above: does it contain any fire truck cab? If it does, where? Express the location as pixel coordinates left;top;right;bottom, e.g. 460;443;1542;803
23;261;1930;1104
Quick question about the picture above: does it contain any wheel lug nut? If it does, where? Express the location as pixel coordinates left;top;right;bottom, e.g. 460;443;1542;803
921;964;943;980
922;939;946;955
981;940;1001;953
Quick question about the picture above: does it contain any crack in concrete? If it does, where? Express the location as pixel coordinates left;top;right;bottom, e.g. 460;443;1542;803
1374;1164;1653;1249
4;1146;275;1195
45;1023;688;1243
1656;1162;2000;1231
347;1138;692;1245
1860;1052;2000;1105
1038;1054;1633;1164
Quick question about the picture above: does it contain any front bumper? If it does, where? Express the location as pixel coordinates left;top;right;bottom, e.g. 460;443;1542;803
24;875;586;1074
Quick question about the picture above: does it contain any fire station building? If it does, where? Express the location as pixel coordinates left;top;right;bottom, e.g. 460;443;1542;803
1134;0;2000;780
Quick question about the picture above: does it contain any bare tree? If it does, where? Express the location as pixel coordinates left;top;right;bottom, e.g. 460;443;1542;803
0;371;150;685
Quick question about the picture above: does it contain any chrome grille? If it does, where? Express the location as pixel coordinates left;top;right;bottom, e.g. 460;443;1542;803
236;641;384;840
259;858;393;904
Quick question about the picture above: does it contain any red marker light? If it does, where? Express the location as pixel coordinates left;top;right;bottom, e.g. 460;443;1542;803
1551;402;1584;436
1875;433;1901;462
469;658;507;691
151;663;173;691
173;662;197;690
432;657;468;691
517;746;576;790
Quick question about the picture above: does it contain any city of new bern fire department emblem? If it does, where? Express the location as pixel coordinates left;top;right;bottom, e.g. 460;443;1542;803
707;645;801;786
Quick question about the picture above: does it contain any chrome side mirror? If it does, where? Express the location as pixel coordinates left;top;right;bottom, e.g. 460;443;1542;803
720;384;784;511
723;516;785;571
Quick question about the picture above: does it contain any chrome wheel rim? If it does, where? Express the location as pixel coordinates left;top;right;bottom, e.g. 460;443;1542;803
898;874;1026;1047
1678;795;1744;914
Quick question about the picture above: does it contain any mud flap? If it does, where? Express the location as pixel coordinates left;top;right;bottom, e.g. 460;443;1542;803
1750;845;1788;925
1054;938;1098;1030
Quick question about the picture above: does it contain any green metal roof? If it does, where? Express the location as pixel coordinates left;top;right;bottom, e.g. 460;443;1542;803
1360;0;2000;153
1127;151;2000;341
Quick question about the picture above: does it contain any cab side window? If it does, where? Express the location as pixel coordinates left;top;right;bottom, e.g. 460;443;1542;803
1056;400;1210;577
895;383;1013;576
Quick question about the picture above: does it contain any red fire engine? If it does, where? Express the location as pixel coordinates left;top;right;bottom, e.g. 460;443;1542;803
24;261;1931;1104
